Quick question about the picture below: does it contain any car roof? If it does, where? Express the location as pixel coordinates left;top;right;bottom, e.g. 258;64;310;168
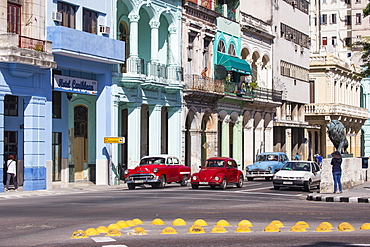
206;157;235;161
141;155;178;159
286;161;315;163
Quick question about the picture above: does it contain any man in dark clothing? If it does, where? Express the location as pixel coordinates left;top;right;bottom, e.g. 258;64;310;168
331;151;342;194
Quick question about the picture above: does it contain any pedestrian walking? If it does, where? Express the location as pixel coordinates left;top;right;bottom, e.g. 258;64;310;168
5;154;18;191
294;153;300;160
331;151;342;194
315;153;323;168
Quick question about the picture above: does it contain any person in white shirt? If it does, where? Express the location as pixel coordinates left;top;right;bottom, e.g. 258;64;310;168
5;154;18;191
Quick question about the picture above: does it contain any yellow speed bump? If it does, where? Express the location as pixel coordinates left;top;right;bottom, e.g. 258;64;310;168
188;225;205;234
128;227;147;235
117;220;129;228
151;218;165;225
172;218;187;226
106;229;122;237
264;224;280;232
96;226;108;233
235;225;251;233
315;223;332;232
85;228;99;236
108;223;121;230
338;222;354;232
320;222;333;229
270;220;284;228
295;221;310;228
360;223;370;230
193;219;208;226
216;219;230;227
211;226;227;233
126;220;136;227
132;218;143;225
71;230;87;239
238;220;253;227
290;224;307;232
161;227;178;234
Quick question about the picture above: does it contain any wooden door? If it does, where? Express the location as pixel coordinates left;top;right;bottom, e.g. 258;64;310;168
74;106;88;181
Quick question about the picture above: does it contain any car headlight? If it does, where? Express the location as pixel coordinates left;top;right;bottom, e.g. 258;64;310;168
274;175;282;179
245;167;249;171
124;169;129;175
214;176;220;181
268;166;272;171
192;175;197;180
153;168;158;173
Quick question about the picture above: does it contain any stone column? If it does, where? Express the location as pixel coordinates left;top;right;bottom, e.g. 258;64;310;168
190;129;202;173
23;96;47;191
265;126;273;152
128;14;139;57
255;126;264;155
168;107;182;159
111;98;120;185
149;105;162;155
221;118;230;157
244;122;254;167
126;103;142;168
233;116;243;169
150;20;160;62
285;128;292;159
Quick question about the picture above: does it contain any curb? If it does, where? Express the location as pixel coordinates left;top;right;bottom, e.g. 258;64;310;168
306;195;370;203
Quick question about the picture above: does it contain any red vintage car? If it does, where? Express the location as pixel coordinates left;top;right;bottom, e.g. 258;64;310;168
191;157;244;189
124;155;191;190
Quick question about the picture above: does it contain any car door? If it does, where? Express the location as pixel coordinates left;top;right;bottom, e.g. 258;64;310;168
226;160;238;183
311;162;321;184
166;157;177;182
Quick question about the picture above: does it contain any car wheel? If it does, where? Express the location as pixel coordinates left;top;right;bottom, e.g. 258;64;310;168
159;175;166;189
303;181;311;192
247;177;254;181
180;176;188;186
220;177;227;190
191;184;199;189
274;186;280;190
128;184;136;190
237;175;244;188
265;177;271;181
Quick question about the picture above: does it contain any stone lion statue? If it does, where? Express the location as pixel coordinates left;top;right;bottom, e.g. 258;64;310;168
326;120;348;154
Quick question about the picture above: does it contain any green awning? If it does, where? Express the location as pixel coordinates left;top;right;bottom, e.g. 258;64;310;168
216;52;252;75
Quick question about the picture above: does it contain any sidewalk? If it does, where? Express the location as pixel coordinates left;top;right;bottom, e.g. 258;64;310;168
306;181;370;203
0;181;128;200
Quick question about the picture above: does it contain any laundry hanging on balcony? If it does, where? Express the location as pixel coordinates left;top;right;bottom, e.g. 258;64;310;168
216;52;252;75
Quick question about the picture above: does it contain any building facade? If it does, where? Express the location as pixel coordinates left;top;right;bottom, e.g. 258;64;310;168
0;0;56;191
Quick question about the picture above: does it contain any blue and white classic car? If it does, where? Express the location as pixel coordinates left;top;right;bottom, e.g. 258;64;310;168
245;152;289;181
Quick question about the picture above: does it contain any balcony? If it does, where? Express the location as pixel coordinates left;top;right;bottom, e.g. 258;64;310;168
0;33;56;69
183;75;283;103
305;103;369;120
47;26;125;64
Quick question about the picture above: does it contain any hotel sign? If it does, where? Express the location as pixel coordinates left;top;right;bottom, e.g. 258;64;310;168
53;75;98;95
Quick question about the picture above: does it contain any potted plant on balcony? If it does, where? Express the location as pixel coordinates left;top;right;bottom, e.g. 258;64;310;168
249;82;258;89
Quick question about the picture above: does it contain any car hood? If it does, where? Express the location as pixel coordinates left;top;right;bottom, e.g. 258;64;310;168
131;164;164;173
249;161;279;168
275;170;310;177
199;168;224;180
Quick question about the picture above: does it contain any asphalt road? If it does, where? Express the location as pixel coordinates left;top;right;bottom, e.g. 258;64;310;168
1;180;369;247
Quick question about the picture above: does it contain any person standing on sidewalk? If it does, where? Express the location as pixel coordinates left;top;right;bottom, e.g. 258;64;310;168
315;153;323;168
331;151;342;194
5;154;18;191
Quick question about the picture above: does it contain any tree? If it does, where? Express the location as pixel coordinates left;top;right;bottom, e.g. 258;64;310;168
356;4;370;77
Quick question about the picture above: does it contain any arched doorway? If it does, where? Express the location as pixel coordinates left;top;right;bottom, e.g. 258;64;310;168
74;105;88;181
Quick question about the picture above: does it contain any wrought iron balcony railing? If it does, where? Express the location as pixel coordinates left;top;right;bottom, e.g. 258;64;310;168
305;103;369;120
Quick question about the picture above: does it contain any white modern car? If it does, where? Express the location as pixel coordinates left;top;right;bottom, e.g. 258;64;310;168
272;161;321;192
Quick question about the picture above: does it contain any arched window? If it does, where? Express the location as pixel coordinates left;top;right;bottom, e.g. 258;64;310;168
119;21;130;73
228;43;236;56
217;40;226;53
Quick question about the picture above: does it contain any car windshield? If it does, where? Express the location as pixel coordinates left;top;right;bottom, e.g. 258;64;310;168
204;160;225;168
256;155;278;162
281;162;311;171
140;157;166;165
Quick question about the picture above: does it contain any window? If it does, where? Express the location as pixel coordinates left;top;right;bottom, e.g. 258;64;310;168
57;2;76;29
228;43;236;56
345;15;351;25
345;37;351;46
7;3;21;34
355;0;360;3
331;14;337;24
5;95;18;116
321;14;327;25
332;36;337;46
203;37;211;69
217;40;226;53
322;37;328;46
356;13;362;24
83;8;98;34
52;91;62;119
344;0;351;3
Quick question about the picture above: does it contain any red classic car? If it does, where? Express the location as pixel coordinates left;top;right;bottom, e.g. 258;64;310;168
124;155;191;190
191;157;244;189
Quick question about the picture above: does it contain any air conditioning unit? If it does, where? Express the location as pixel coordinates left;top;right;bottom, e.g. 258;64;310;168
100;26;110;35
52;12;62;22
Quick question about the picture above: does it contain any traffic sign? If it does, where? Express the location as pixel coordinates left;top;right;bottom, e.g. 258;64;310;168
104;137;125;143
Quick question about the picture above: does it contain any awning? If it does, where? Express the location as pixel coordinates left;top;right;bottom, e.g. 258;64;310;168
216;52;252;75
